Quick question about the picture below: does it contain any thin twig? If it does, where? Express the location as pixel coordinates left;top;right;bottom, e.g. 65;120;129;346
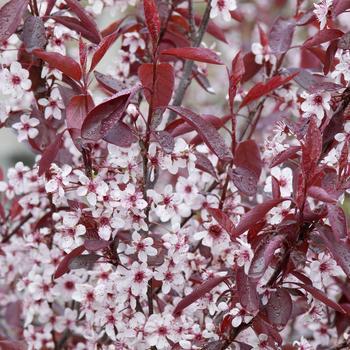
168;1;212;122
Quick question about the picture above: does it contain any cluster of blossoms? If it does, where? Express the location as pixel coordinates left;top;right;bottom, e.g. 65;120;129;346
0;0;349;349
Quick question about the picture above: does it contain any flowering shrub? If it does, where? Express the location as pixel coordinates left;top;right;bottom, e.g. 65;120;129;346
0;0;350;349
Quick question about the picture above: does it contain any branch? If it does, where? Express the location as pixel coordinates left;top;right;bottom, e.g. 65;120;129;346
168;1;212;122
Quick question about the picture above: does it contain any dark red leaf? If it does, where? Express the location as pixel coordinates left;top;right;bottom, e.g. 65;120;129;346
194;152;218;179
94;71;127;94
68;254;101;270
166;114;229;138
333;0;350;17
303;29;343;48
154;130;175;154
249;233;286;280
269;17;296;54
21;16;47;52
65;0;101;44
266;288;292;329
239;73;298;109
235;198;288;237
270;146;301;168
236;268;260;312
103;121;138;148
0;0;29;42
90;31;120;72
241;51;262;83
138;63;174;109
173;275;231;316
38;131;65;176
324;40;339;75
289;68;342;93
81;85;139;141
51;15;101;44
230;140;262;196
271;176;281;199
301;117;322;180
66;94;95;131
252;316;282;345
54;245;86;279
0;340;27;350
307;186;337;204
143;0;160;49
32;49;82;81
161;47;224;65
84;239;111;251
327;205;348;240
167;106;233;161
293;282;346;314
229;50;245;110
207;208;236;238
319;226;350;279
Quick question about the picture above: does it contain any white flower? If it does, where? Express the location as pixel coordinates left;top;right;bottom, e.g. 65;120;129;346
252;334;274;350
119;262;153;297
301;92;331;121
12;114;40;142
45;164;72;197
145;314;177;349
310;252;342;284
264;167;293;197
230;303;254;327
333;52;350;82
154;261;185;294
210;0;236;21
38;88;64;120
1;61;31;97
293;336;314;350
122;32;145;53
251;42;276;65
75;170;109;206
125;231;157;262
268;200;291;225
314;0;333;30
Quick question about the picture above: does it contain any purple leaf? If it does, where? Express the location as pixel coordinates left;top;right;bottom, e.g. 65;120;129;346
84;239;111;251
208;208;236;238
103;121;138;148
68;254;101;270
173;275;231;316
138;63;174;110
81;85;140;141
0;0;29;42
167;106;233;162
154;130;175;154
266;288;292;329
230;140;262;196
235;198;288;237
269;17;296;54
236;267;260;313
54;245;86;279
65;0;101;44
194;152;217;179
32;49;82;81
161;47;224;65
270;146;301;168
327;204;348;240
21;16;47;52
303;29;344;48
293;282;346;314
307;186;337;204
249;234;286;280
38;131;65;176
